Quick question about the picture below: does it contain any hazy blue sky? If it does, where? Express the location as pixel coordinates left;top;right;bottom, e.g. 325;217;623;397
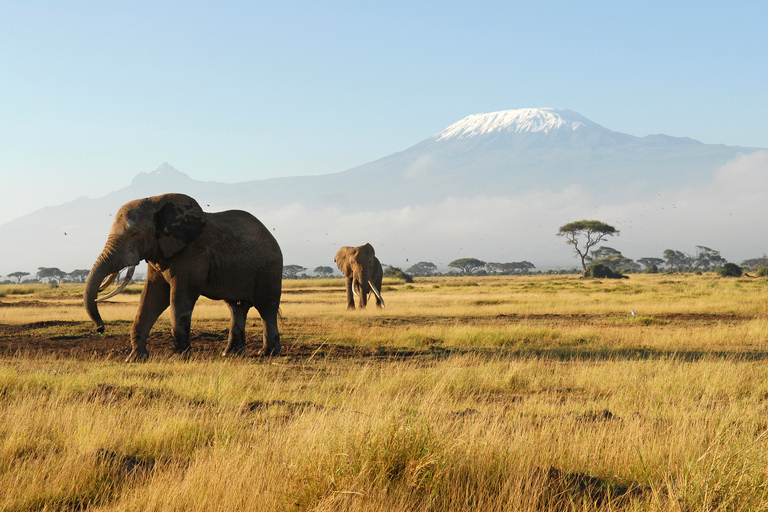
1;1;766;224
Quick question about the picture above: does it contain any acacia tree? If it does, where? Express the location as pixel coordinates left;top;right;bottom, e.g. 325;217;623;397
663;249;691;271
282;265;306;279
588;246;639;273
693;246;727;271
448;258;486;274
487;261;535;274
638;257;664;271
8;271;30;284
741;255;768;271
68;269;90;283
36;267;66;283
407;261;438;277
557;220;619;276
313;266;334;278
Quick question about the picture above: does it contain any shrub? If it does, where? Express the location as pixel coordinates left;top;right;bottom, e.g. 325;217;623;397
585;263;628;279
383;266;414;283
756;266;768;277
716;263;742;277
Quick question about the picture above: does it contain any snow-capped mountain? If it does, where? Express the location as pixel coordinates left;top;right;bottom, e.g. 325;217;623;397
435;108;594;139
1;108;765;273
320;108;752;207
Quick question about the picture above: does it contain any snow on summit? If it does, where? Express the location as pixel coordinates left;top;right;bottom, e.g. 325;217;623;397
434;108;591;140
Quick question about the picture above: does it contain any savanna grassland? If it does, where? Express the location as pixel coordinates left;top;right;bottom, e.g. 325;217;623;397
1;273;768;511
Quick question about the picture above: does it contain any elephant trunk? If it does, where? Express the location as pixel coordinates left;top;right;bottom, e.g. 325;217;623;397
83;237;135;333
354;269;371;307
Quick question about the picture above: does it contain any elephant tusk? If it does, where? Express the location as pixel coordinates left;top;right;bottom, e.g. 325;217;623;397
95;266;136;302
98;273;118;292
368;280;385;308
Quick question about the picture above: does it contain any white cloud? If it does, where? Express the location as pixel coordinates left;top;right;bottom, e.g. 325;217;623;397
262;151;768;271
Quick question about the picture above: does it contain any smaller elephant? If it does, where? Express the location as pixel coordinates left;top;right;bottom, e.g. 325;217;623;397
334;243;385;309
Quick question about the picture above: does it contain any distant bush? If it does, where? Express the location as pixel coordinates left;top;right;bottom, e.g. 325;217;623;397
585;264;628;279
383;266;413;283
756;266;768;277
741;257;768;271
645;264;659;274
716;263;742;277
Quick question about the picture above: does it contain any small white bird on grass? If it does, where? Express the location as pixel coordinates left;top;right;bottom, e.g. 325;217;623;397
631;309;637;318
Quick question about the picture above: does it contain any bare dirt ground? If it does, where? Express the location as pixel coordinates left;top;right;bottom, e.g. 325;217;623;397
0;320;430;362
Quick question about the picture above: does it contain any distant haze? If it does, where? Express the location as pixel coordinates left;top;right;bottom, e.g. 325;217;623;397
1;109;766;276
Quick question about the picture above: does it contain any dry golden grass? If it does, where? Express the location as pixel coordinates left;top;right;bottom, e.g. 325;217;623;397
1;273;768;510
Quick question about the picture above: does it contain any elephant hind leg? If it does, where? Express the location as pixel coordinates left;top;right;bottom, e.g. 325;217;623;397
255;303;281;356
223;301;250;357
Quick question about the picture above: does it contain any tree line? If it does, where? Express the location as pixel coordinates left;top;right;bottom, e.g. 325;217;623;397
278;249;768;281
6;251;766;286
280;260;538;280
556;219;768;277
5;219;768;283
277;219;767;281
1;267;91;284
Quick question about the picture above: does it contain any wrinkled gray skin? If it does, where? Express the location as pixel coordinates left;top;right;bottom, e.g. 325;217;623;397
334;243;384;309
84;193;283;362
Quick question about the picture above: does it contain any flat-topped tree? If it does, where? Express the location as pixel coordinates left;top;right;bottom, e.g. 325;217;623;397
8;271;30;284
407;261;438;277
282;265;306;279
638;257;664;272
36;267;66;284
557;220;619;276
448;258;486;274
68;269;90;283
313;266;334;278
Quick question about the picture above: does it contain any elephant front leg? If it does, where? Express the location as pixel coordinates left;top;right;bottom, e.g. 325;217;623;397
222;301;249;357
128;273;170;362
345;277;355;310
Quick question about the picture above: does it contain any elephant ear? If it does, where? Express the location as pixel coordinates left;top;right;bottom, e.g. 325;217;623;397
154;195;207;259
334;247;350;274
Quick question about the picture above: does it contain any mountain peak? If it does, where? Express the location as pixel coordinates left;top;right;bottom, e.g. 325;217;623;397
130;163;192;187
433;108;595;141
151;162;183;175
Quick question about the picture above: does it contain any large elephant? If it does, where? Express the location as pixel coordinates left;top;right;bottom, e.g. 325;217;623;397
334;243;385;309
83;193;283;362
